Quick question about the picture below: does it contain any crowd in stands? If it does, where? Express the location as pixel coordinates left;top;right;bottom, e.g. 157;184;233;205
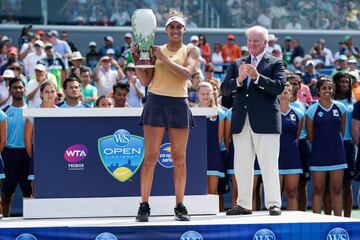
1;24;360;218
219;0;360;29
1;0;360;29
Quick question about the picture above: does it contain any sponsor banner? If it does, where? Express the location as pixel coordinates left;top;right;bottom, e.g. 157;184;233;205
98;129;144;182
158;143;173;168
1;222;358;240
34;117;207;198
64;144;88;170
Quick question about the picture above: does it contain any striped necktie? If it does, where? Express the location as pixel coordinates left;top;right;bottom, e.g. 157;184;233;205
247;57;257;87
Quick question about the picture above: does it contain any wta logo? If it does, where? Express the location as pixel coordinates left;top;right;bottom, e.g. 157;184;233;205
253;229;276;240
64;144;88;163
15;233;38;240
180;230;203;240
98;129;144;182
95;232;118;240
327;228;349;240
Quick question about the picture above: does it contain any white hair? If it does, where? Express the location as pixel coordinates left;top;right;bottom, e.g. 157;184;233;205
246;25;269;41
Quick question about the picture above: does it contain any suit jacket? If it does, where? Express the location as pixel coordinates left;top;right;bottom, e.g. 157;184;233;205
220;53;286;134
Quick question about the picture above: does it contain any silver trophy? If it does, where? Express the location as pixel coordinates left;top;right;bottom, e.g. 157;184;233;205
131;9;157;68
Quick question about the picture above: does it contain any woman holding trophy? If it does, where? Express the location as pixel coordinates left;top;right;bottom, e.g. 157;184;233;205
132;9;199;222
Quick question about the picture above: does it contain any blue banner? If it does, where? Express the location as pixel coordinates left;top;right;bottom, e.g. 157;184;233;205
1;221;359;240
33;116;207;198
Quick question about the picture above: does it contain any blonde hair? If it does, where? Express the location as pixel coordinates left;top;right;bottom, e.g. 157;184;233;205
168;9;186;20
206;79;221;94
197;81;217;107
197;81;213;90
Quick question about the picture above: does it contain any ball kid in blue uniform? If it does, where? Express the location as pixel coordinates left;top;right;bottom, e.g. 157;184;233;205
24;81;59;182
279;82;304;210
1;78;32;217
306;76;347;217
331;72;354;217
196;82;225;195
206;78;229;211
288;74;311;211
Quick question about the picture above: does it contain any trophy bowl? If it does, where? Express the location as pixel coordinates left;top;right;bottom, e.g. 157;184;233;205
131;9;157;68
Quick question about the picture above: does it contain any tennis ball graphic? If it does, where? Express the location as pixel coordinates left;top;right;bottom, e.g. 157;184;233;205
113;167;133;182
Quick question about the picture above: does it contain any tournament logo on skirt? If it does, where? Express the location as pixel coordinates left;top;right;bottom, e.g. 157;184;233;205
98;129;144;182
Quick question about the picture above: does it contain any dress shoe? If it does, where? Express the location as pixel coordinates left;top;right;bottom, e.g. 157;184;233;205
268;206;281;216
226;205;252;215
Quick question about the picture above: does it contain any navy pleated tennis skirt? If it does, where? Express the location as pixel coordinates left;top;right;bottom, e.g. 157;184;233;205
139;93;195;128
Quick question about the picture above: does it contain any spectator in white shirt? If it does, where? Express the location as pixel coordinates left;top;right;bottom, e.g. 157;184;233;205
23;40;45;78
26;64;48;108
93;56;125;96
19;33;37;60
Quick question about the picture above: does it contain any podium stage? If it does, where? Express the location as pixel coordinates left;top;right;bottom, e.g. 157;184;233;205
1;211;359;240
23;108;218;219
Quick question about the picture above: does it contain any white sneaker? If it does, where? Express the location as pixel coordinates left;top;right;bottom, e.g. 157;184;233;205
0;213;3;219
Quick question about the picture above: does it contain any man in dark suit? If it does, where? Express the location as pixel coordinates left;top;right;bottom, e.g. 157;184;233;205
221;26;286;216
